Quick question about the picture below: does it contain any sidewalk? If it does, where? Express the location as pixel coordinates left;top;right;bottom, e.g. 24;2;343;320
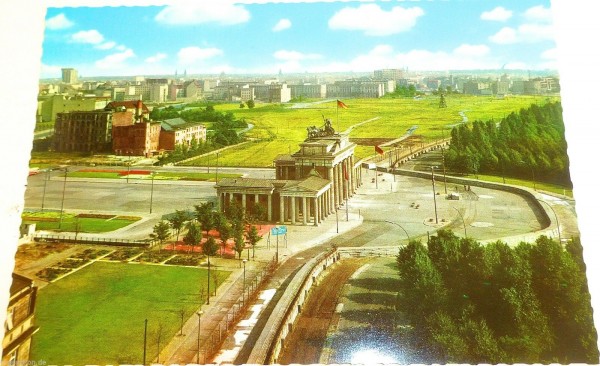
158;204;363;365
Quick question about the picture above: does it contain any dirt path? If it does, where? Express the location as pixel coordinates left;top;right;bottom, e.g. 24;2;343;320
277;258;368;364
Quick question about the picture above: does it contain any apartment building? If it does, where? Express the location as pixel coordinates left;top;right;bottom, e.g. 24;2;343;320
2;274;39;366
158;118;207;151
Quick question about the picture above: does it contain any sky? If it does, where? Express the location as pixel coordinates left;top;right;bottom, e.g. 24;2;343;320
40;0;558;78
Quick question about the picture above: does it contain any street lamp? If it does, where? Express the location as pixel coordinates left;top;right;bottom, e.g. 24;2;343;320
384;220;410;243
58;167;68;229
537;199;561;244
41;169;49;211
215;152;220;183
149;172;156;214
196;311;203;364
242;259;247;306
431;166;439;224
452;207;467;238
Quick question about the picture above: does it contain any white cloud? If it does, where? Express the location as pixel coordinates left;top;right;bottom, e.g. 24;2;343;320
45;13;74;30
489;27;518;44
504;62;528;70
273;50;321;61
273;18;291;32
155;2;250;26
453;44;490;57
96;41;116;50
524;5;553;23
145;53;168;63
95;49;135;69
71;29;104;44
541;47;558;60
481;6;512;22
116;45;127;51
489;23;554;44
328;4;424;36
178;47;223;65
40;64;62;78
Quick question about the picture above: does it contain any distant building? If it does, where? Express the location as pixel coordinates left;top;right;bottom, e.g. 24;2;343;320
327;80;386;98
61;68;78;84
290;84;327;99
373;69;404;81
2;273;39;366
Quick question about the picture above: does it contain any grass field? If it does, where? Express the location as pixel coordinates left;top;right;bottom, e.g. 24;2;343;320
67;169;242;182
22;211;140;232
30;261;230;365
182;95;558;167
465;173;573;197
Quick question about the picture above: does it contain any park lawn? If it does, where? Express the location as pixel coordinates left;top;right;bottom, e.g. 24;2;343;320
156;171;242;181
66;169;242;181
23;212;140;233
30;261;231;365
68;171;122;179
203;96;556;167
465;173;573;197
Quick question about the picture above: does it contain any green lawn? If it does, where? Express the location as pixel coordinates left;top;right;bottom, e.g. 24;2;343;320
31;261;230;365
67;170;242;182
464;173;573;197
22;212;140;233
192;95;558;167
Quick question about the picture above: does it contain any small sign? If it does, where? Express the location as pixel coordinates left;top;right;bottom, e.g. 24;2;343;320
368;163;376;169
270;226;287;236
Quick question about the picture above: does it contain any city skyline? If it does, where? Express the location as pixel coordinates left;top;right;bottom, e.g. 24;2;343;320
41;0;558;79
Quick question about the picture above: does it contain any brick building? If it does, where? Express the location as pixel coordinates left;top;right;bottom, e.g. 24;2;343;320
53;110;114;152
158;118;207;151
2;273;39;366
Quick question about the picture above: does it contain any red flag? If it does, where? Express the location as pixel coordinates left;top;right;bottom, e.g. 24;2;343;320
337;100;348;109
375;145;384;156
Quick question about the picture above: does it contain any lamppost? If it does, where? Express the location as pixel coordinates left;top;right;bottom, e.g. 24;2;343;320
452;207;467;238
207;253;211;305
431;166;439;224
149;172;156;214
143;318;148;366
537;199;561;244
58;167;68;229
41;169;49;211
196;311;203;364
242;259;247;306
215;152;220;183
384;220;410;243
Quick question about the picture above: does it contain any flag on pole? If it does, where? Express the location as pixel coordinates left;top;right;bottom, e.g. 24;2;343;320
375;145;384;156
337;100;348;109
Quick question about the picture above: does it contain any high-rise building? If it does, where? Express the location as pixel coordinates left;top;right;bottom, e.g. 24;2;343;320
61;68;78;84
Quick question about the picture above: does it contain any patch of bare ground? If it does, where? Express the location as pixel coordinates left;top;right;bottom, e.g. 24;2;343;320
278;258;369;364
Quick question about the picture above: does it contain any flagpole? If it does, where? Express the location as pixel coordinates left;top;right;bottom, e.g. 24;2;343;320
336;101;340;132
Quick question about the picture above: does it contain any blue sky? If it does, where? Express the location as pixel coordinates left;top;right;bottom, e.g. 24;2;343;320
41;0;558;78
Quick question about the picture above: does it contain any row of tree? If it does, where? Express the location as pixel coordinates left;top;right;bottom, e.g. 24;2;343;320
396;230;598;364
150;201;262;261
445;101;571;186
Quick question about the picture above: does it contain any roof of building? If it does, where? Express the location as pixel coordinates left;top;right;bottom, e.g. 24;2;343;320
160;118;206;132
105;100;150;113
10;273;33;296
216;178;275;189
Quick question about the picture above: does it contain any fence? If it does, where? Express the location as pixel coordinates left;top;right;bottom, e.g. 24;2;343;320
33;233;153;248
198;254;278;363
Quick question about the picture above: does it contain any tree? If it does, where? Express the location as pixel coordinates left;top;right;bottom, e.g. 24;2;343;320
195;202;215;234
233;229;246;261
183;221;202;253
239;102;245;108
217;219;232;257
150;221;171;252
246;99;255;109
246;225;262;259
167;210;189;244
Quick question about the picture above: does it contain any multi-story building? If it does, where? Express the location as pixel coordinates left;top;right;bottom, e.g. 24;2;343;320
105;100;150;122
112;120;161;157
37;95;109;123
158;118;207;151
61;68;78;84
53;110;114;152
240;85;255;102
184;80;203;100
2;273;39;366
327;80;386;98
373;68;404;81
290;84;327;99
